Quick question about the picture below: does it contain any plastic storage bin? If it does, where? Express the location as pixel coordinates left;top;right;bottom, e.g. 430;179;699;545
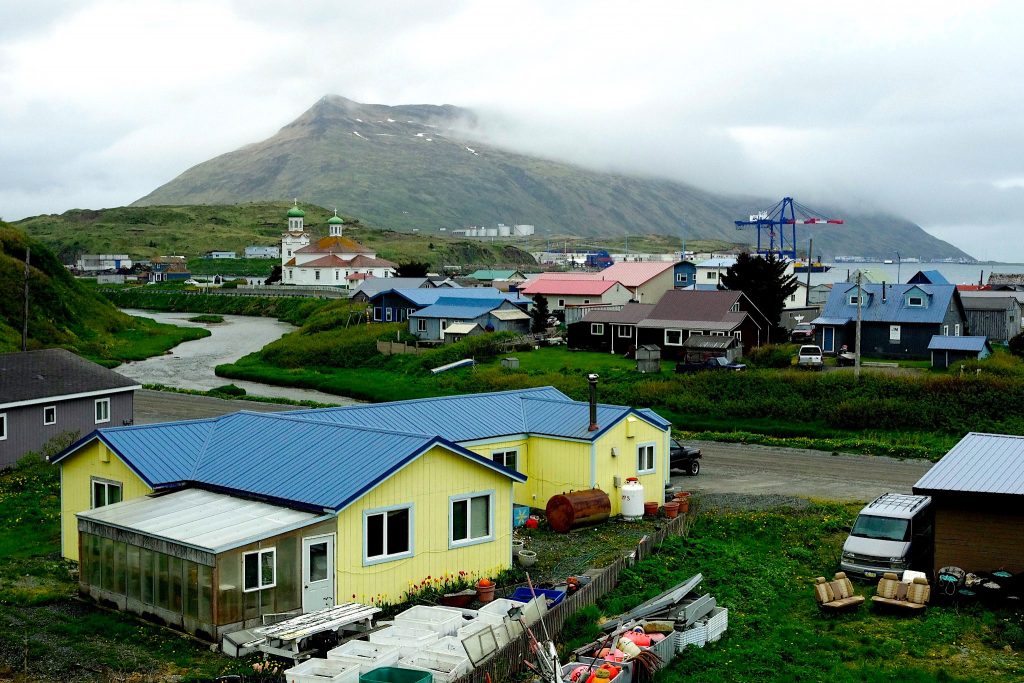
426;636;468;657
369;625;440;658
705;607;728;642
394;605;464;636
328;641;402;674
674;621;708;651
286;658;361;683
359;666;433;683
509;587;566;608
398;651;472;683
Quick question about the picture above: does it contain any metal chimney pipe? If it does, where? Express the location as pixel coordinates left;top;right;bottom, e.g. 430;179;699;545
588;373;600;432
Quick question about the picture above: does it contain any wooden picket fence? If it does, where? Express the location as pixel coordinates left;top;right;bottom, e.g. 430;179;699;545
455;512;694;683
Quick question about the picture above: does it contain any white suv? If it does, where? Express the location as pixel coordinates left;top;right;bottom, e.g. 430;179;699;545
797;345;824;370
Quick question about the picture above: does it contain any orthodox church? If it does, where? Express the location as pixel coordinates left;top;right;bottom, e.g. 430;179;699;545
280;203;397;287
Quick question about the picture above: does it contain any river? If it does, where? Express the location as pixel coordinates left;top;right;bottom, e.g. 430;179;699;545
118;309;360;405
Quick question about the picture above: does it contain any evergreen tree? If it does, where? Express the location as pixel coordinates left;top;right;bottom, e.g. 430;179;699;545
530;294;550;333
719;252;798;342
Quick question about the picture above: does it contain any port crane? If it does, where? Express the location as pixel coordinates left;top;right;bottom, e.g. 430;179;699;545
734;196;844;260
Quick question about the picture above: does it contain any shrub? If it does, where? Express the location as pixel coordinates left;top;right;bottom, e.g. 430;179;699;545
744;343;799;368
211;384;246;397
1010;331;1024;358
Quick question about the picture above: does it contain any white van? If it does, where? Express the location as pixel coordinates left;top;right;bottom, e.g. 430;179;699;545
840;493;933;580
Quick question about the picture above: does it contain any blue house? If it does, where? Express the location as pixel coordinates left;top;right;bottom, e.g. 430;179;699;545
907;270;950;285
368;288;531;324
409;298;531;341
673;261;697;289
812;284;968;359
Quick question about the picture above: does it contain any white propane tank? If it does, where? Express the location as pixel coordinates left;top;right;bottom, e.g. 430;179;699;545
621;477;645;521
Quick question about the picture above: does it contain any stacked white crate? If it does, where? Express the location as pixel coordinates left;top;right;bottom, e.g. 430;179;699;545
326;640;402;673
285;658;360;683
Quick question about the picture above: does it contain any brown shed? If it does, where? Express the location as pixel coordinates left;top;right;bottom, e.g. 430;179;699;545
913;432;1024;575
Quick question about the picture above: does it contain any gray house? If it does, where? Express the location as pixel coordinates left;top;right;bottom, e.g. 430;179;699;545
0;349;138;467
409;297;531;342
960;295;1023;344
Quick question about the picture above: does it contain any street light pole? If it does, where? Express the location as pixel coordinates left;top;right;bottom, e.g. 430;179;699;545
854;271;863;379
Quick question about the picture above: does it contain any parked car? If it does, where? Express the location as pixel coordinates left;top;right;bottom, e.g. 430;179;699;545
676;356;747;373
796;345;823;370
791;322;816;342
670;440;702;476
840;493;933;580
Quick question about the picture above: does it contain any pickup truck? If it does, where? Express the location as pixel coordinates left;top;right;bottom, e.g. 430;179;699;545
790;322;815;342
675;356;747;373
797;345;824;370
670;440;702;475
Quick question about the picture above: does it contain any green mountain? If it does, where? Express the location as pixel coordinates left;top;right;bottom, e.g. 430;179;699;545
134;95;970;260
0;224;205;360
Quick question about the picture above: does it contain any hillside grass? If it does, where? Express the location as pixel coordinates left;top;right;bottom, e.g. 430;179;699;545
216;313;1024;459
100;287;336;325
0;225;208;362
560;502;1023;682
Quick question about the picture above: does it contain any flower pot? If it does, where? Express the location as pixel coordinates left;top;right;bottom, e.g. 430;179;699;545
476;581;496;603
674;491;690;513
511;539;525;556
517;550;538;568
663;501;680;519
643;502;660;518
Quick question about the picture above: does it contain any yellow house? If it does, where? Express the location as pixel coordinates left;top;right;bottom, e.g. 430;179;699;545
53;387;670;640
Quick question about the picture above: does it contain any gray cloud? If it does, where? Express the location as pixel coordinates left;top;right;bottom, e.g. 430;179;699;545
2;1;1022;258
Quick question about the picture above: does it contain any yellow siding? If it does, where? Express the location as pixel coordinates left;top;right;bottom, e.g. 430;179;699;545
593;417;667;514
463;437;593;510
335;445;514;605
58;440;152;562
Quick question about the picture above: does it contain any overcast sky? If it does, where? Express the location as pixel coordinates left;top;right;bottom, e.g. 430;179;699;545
2;1;1023;259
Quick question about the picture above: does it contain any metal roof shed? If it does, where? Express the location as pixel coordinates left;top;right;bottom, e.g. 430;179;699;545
77;489;336;640
913;432;1024;575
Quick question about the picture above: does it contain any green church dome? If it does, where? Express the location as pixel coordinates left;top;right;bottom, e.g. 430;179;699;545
328;214;344;225
287;205;305;218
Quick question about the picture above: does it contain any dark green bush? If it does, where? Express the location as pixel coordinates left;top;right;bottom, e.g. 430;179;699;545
744;343;799;369
211;384;246;397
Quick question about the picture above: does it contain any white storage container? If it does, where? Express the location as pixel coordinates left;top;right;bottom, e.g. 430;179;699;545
326;640;402;673
620;478;645;521
285;657;360;683
457;620;500;664
398;651;472;683
705;607;728;642
426;636;468;657
477;598;526;623
675;621;708;651
369;624;440;658
394;605;465;636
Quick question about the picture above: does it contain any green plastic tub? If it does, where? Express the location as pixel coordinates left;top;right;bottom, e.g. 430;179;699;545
360;666;433;683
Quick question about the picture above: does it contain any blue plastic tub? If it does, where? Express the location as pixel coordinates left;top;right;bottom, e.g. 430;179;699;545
510;587;566;607
512;505;530;528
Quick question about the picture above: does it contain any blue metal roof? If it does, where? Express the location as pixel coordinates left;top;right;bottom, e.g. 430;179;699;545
914;432;1024;496
410;298;510;319
812;316;853;326
374;288;530;307
288;387;672;442
908;270;949;285
815;283;957;324
55;412;524;511
927;335;989;352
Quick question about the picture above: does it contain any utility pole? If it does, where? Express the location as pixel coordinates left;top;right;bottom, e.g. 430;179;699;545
854;270;862;379
805;238;813;303
22;247;30;352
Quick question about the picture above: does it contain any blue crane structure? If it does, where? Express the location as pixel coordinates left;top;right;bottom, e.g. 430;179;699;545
734;196;844;260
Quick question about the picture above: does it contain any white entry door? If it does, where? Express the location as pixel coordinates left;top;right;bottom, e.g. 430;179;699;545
302;535;335;613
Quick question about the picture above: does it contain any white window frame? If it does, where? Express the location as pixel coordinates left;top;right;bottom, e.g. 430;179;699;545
734;331;742;341
315;270;321;281
849;295;859;305
417;318;427;333
591;323;604;336
0;413;5;441
731;303;740;312
385;308;393;322
373;307;382;321
335;271;340;281
943;324;949;335
583;299;591;304
440;319;448;332
491;448;519;470
618;325;633;338
711;331;726;337
449;491;495;549
43;405;56;426
90;477;122;509
363;504;414;566
689;330;705;337
954;323;961;337
889;325;901;342
706;271;716;280
636;442;656;475
676;273;688;283
288;269;294;280
664;329;683;346
908;296;924;307
242;548;277;592
94;398;110;424
557;299;565;307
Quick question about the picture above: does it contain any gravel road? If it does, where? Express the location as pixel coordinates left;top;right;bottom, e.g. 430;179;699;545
670;439;933;503
134;389;301;424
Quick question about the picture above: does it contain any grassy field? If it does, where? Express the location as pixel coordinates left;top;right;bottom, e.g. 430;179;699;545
213;307;1024;459
101;287;336;325
186;257;276;277
560;501;1024;682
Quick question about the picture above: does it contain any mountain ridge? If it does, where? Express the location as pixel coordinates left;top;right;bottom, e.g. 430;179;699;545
134;95;970;260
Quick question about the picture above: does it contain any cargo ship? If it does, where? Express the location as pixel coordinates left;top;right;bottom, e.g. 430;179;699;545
792;260;831;273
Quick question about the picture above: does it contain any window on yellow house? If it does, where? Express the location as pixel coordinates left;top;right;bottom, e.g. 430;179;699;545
364;506;413;564
637;443;656;474
91;478;122;508
451;493;492;546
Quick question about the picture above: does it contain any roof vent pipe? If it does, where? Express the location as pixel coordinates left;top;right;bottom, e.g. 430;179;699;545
588;373;600;432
